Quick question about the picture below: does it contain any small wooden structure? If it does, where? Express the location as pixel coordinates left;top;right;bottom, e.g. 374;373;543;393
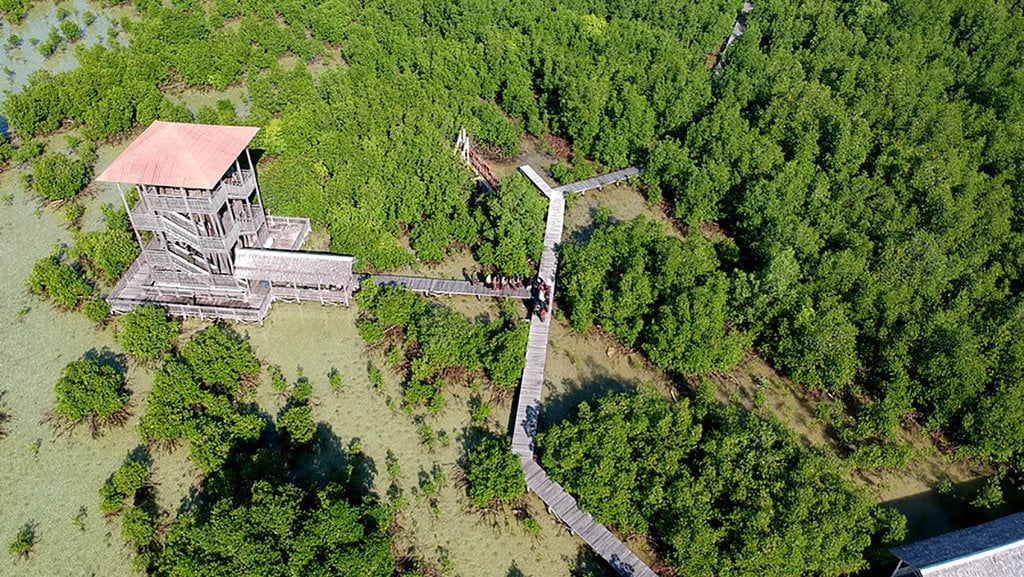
100;121;357;322
455;128;500;193
891;512;1024;577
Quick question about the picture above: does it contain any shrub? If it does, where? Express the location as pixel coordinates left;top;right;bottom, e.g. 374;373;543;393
54;359;129;433
268;365;288;392
99;457;149;515
470;399;492;425
70;205;140;284
121;506;157;547
8;524;34;560
116;305;178;360
277;404;314;445
26;249;92;309
465;435;524;508
83;298;110;324
327;368;342;392
62;201;84;229
59;19;80;42
31;153;89;200
181;326;259;395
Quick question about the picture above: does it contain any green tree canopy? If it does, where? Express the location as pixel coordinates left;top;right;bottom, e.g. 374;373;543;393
465;434;525;508
116;305;179;360
54;358;129;433
180;325;260;396
539;391;906;576
475;174;547;277
26;246;93;310
31;153;89;201
559;216;748;376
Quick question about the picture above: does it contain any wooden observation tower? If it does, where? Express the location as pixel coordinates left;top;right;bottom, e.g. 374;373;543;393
100;121;357;322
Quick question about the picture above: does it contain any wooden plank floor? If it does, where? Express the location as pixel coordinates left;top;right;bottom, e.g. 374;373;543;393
511;168;659;577
519;165;557;198
554;166;640;195
523;459;658;577
370;275;531;299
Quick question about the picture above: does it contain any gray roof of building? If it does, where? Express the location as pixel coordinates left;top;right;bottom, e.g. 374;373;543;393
234;249;355;287
891;512;1024;577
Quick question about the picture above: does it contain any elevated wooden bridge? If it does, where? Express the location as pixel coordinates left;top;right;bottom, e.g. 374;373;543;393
510;165;657;577
524;459;658;577
520;164;640;198
555;166;640;195
369;153;654;576
369;275;531;299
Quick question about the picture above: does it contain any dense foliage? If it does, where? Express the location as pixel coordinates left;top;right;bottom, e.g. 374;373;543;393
277;379;316;447
30;152;89;201
475;174;547;276
560;214;749;375
154;474;393;577
26;246;93;310
539;390;906;576
116;305;179;360
139;327;263;473
125;323;393;576
69;205;140;285
53;358;129;433
630;0;1024;462
27;207;138;314
99;457;150;515
465;434;525;508
356;283;528;408
4;0;737;270
180;325;261;395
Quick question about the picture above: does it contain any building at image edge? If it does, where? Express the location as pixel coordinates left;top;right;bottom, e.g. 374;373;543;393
99;121;357;322
890;511;1024;577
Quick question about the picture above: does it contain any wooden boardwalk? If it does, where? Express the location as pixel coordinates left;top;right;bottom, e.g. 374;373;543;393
523;459;658;577
554;166;640;195
362;162;657;576
519;164;557;198
369;275;531;299
511;183;562;455
511;166;659;577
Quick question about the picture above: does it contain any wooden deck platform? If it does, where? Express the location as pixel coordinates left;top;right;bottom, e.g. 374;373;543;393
369;275;531;299
554;166;640;195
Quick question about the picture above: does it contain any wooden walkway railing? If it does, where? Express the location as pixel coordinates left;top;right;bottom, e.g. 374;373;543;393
369;275;531;299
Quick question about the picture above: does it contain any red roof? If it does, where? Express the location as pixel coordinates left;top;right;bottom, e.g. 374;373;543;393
97;121;260;189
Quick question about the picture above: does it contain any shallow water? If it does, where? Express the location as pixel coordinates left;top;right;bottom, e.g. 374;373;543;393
0;168;146;576
0;0;125;104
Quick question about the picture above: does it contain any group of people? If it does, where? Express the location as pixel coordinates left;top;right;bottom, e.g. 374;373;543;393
464;268;553;322
467;269;531;292
531;277;552;322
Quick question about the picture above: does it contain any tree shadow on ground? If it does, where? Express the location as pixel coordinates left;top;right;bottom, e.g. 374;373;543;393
537;363;636;434
879;475;998;541
306;422;378;498
82;346;128;376
564;544;617;577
